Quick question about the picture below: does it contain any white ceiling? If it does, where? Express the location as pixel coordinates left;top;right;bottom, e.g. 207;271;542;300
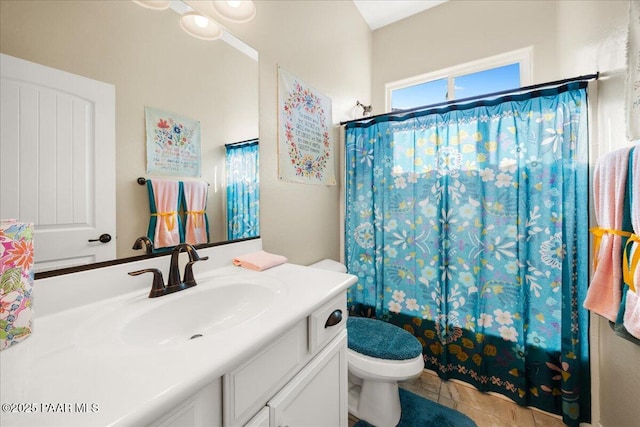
353;0;448;30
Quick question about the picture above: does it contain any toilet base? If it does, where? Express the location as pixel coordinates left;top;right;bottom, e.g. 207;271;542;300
348;378;402;427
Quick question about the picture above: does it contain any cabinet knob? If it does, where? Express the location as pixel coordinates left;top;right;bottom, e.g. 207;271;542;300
324;309;343;328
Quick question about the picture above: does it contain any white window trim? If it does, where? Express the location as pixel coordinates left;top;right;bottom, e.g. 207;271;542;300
385;46;533;113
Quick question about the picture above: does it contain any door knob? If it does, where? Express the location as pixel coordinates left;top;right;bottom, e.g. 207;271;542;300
88;233;112;243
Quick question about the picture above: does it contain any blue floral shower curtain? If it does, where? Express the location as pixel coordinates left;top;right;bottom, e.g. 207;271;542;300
226;140;260;240
345;83;590;425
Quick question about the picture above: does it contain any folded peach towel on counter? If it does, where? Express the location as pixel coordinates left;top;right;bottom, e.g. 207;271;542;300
233;251;287;271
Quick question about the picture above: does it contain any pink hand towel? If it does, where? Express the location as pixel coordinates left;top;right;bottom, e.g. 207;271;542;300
183;181;209;245
624;146;640;337
151;179;181;249
583;146;633;321
233;250;287;271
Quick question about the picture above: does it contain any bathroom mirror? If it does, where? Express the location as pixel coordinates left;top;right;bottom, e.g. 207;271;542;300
0;0;259;274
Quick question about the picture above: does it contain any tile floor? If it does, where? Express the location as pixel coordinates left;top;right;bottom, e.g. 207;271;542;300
348;370;567;427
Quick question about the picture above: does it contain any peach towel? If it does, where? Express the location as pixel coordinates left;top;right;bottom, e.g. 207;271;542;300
583;146;634;321
624;146;640;338
183;181;209;245
233;250;287;271
151;179;181;249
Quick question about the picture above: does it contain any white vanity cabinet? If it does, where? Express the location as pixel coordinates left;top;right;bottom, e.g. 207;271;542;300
151;380;223;427
230;292;348;427
244;407;270;427
151;293;348;427
0;239;359;427
266;331;347;427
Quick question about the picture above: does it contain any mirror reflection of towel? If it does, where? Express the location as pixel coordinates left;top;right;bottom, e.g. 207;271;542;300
183;181;209;245
147;179;182;249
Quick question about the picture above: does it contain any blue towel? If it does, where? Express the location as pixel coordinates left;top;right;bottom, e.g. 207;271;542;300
613;146;640;344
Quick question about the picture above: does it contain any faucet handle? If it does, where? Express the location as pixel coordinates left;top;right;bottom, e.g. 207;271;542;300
128;268;166;298
176;244;209;287
184;244;209;262
183;256;208;286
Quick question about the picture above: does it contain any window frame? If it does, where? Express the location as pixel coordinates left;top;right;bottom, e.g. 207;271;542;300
385;47;533;113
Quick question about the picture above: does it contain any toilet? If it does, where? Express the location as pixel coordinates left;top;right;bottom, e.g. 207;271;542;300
346;317;424;427
309;260;424;427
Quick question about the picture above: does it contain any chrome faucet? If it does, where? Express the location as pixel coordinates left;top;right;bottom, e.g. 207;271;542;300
132;236;153;254
128;243;209;298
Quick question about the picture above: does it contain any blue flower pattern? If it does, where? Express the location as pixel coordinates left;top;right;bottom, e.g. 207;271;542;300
345;86;590;425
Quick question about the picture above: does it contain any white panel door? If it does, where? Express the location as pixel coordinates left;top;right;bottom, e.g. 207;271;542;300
0;53;115;272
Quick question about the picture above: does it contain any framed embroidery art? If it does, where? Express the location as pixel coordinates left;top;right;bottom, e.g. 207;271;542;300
145;107;201;177
277;66;336;185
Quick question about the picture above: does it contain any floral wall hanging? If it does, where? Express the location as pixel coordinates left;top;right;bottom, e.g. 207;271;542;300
145;107;201;177
277;66;336;185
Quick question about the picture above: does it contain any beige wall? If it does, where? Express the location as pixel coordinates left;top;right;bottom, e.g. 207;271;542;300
372;1;637;426
220;1;373;265
555;2;639;427
0;0;259;258
371;0;559;114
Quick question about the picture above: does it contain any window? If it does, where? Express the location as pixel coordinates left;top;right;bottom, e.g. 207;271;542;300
386;47;532;112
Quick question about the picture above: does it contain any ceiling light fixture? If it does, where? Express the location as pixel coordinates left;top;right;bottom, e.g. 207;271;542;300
132;0;256;42
211;0;256;23
180;12;223;40
131;0;171;10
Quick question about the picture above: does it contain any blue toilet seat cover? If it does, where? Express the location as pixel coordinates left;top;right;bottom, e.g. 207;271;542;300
347;317;423;361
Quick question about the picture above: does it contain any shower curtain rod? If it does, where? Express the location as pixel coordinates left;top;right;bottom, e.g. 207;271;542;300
225;138;258;148
339;72;599;126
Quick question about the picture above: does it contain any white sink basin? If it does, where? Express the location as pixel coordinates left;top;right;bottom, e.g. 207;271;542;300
76;274;287;349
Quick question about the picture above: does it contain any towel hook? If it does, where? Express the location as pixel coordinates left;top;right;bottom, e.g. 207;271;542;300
356;101;373;117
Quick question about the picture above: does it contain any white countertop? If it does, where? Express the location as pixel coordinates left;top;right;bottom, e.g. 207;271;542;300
0;248;356;426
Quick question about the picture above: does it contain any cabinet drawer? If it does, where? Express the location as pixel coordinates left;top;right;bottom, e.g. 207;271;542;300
309;293;347;354
223;319;308;426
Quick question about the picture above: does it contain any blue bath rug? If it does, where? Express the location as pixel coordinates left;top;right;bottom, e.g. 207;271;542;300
353;388;477;427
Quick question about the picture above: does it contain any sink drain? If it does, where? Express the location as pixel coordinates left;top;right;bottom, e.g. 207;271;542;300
189;334;204;340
